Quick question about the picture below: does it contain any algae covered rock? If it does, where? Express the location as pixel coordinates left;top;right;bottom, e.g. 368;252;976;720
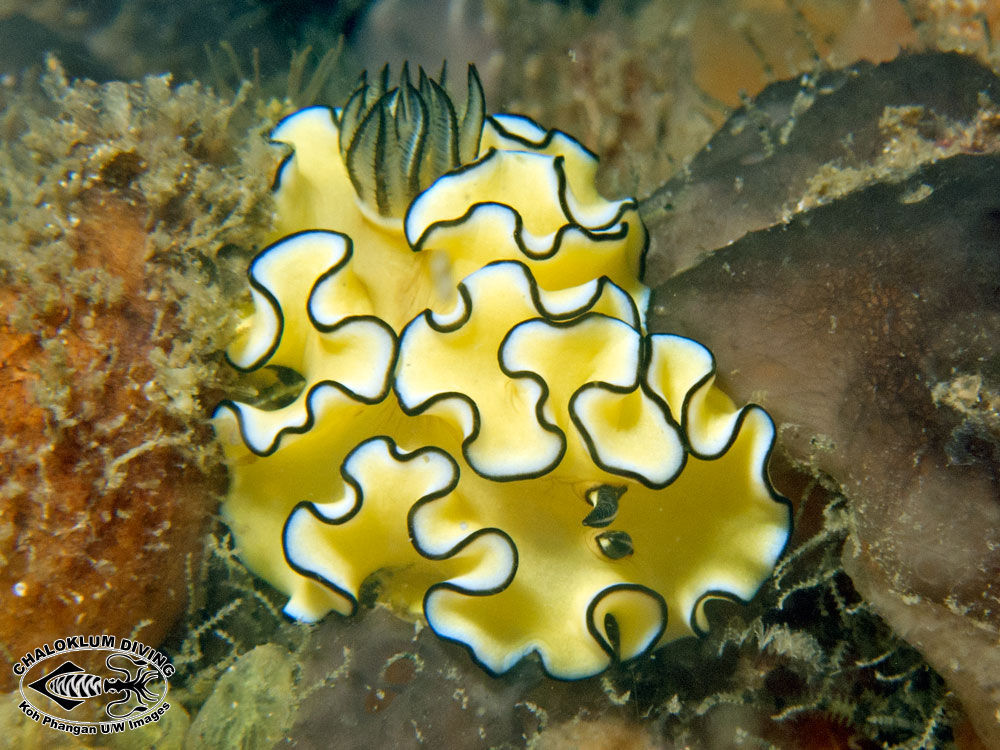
0;60;277;687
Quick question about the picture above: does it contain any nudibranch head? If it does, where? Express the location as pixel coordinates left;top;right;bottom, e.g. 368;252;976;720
337;63;485;218
214;65;791;679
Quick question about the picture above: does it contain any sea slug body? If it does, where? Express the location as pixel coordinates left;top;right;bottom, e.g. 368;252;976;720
213;65;791;678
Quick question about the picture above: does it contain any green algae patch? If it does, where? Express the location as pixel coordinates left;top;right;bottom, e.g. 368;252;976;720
186;644;296;750
107;704;190;750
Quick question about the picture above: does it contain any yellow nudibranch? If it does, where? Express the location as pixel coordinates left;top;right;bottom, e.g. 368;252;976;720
213;65;791;679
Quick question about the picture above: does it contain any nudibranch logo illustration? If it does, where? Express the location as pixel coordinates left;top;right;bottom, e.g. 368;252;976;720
13;636;172;737
214;63;792;679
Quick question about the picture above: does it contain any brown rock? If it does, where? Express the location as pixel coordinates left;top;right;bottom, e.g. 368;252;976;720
642;52;1000;286
649;150;1000;745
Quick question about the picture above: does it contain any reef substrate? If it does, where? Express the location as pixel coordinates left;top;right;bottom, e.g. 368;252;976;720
0;59;277;688
648;51;1000;748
